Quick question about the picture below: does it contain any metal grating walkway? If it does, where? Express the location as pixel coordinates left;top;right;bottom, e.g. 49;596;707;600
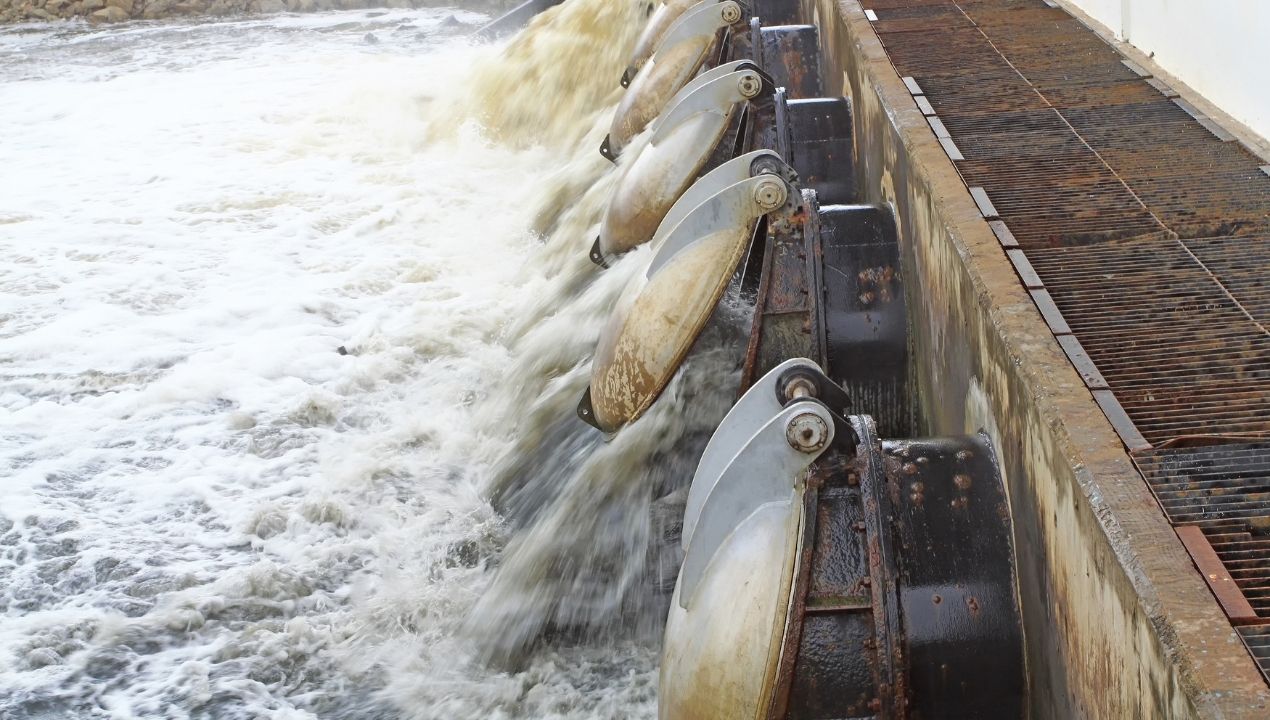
1136;442;1270;676
859;0;1270;682
1244;626;1270;683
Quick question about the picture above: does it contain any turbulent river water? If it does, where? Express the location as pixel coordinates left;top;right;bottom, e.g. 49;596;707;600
0;6;748;719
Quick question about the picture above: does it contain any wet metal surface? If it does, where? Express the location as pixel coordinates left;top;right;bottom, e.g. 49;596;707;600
596;65;758;260
881;432;1025;719
755;24;822;99
770;419;1025;719
818;204;910;439
786;97;856;204
819;0;1270;713
742;90;857;389
752;0;803;26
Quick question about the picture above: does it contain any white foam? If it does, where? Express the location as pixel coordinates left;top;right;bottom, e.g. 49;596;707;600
0;3;744;716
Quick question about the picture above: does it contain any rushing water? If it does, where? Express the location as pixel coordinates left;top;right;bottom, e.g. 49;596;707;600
0;4;747;718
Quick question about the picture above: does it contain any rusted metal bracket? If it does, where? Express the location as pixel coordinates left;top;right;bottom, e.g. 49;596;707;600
742;188;821;391
740;91;859;392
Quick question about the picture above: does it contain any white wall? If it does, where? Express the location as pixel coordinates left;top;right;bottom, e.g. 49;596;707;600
1064;0;1270;143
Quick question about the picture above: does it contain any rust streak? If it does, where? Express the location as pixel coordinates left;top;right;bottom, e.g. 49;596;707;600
1177;526;1262;625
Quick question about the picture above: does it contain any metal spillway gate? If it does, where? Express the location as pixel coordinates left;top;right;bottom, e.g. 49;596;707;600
573;0;1030;714
476;0;1270;715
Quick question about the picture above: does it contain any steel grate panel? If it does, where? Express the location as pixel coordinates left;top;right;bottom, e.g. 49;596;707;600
865;0;1270;441
1241;625;1270;679
1188;237;1270;326
1137;444;1270;607
1027;240;1270;438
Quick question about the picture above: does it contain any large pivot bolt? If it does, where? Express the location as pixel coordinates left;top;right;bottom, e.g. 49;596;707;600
720;1;742;23
781;373;817;402
753;178;787;210
737;72;763;98
786;412;830;453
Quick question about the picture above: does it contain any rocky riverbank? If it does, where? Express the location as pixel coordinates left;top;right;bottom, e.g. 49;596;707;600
0;0;508;24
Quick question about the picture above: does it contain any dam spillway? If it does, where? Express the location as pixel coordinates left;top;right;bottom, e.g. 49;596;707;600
518;0;1270;715
2;0;1269;717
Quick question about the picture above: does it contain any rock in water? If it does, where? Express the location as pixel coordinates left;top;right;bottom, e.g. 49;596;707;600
92;5;128;19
